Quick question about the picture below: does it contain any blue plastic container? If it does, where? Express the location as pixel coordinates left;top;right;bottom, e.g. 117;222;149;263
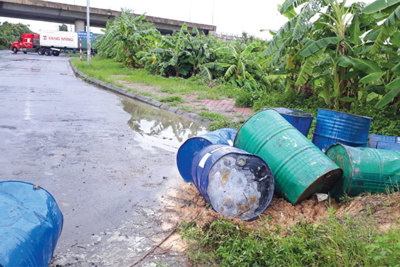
177;128;237;182
312;109;372;152
191;144;274;220
265;107;313;136
368;134;400;151
0;181;63;267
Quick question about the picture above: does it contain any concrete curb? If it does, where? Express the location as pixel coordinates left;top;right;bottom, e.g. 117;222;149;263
68;59;209;125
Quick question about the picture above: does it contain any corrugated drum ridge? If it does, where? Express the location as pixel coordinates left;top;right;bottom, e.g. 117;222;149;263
314;111;370;143
327;144;400;197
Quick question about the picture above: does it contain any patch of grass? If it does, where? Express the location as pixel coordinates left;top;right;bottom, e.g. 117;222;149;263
199;112;241;130
180;213;400;266
139;91;153;97
159;96;184;103
199;111;228;121
158;88;175;94
71;57;241;99
177;105;195;113
65;53;79;57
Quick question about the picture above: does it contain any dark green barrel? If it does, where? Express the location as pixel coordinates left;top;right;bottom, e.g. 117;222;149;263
326;144;400;198
234;110;342;204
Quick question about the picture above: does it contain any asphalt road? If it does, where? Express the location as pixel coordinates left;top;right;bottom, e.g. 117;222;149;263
0;51;205;266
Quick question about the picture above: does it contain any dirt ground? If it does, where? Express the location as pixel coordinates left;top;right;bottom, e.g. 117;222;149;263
159;182;400;252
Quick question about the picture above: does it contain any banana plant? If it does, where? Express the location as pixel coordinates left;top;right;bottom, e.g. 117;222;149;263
97;10;160;68
215;41;269;90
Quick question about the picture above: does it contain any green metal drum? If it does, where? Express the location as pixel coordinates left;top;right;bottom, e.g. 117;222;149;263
326;144;400;198
234;110;342;204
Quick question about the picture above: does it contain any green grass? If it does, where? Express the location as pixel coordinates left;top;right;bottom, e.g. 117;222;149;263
180;212;400;266
71;57;240;99
199;112;241;131
159;95;184;103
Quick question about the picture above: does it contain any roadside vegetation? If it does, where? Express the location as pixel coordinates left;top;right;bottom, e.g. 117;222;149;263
181;211;400;266
0;21;32;49
71;0;400;264
73;0;400;136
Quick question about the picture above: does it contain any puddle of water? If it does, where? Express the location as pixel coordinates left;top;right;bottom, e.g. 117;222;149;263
122;98;207;152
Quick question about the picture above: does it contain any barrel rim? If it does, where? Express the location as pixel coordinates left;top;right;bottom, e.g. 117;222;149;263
191;144;275;221
317;108;372;121
0;180;59;205
0;180;64;235
176;136;213;183
262;107;314;118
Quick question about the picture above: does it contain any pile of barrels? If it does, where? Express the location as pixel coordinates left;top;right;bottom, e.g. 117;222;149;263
177;108;400;221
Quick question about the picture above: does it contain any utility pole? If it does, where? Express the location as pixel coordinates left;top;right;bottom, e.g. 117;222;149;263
86;0;91;66
212;0;215;25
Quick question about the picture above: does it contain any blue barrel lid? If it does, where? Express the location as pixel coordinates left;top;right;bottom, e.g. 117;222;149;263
191;144;275;220
318;108;372;121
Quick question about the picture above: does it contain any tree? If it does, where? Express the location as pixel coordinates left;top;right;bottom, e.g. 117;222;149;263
96;10;160;68
0;21;32;49
59;24;68;31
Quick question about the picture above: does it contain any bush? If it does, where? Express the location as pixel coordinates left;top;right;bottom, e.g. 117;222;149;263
235;90;266;108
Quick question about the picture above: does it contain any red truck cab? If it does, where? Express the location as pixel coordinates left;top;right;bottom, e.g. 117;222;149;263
10;33;40;54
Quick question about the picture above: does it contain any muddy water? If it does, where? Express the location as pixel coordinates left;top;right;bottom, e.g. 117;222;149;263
122;98;206;152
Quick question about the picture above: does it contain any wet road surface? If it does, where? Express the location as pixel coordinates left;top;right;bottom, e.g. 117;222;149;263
0;51;206;266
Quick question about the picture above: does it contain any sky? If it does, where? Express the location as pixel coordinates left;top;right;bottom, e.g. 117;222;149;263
0;0;375;39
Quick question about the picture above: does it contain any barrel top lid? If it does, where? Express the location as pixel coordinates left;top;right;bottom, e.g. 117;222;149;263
263;107;313;118
318;108;372;121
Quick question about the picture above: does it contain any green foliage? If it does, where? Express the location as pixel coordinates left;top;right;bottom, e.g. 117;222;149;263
266;0;400;110
97;10;271;94
199;112;240;131
181;216;400;266
0;21;32;49
235;90;265;108
92;4;400;130
97;10;161;68
58;24;68;31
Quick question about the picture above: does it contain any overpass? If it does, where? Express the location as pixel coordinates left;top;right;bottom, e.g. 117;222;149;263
0;0;216;34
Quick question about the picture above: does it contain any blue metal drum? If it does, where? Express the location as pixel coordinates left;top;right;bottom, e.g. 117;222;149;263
312;109;372;152
369;134;400;151
0;181;63;267
265;107;314;136
191;144;274;220
177;128;237;182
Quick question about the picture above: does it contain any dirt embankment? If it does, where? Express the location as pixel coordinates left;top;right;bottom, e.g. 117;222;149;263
162;183;400;232
155;183;400;258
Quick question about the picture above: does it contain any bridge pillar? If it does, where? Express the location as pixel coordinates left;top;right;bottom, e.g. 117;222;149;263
74;20;85;32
